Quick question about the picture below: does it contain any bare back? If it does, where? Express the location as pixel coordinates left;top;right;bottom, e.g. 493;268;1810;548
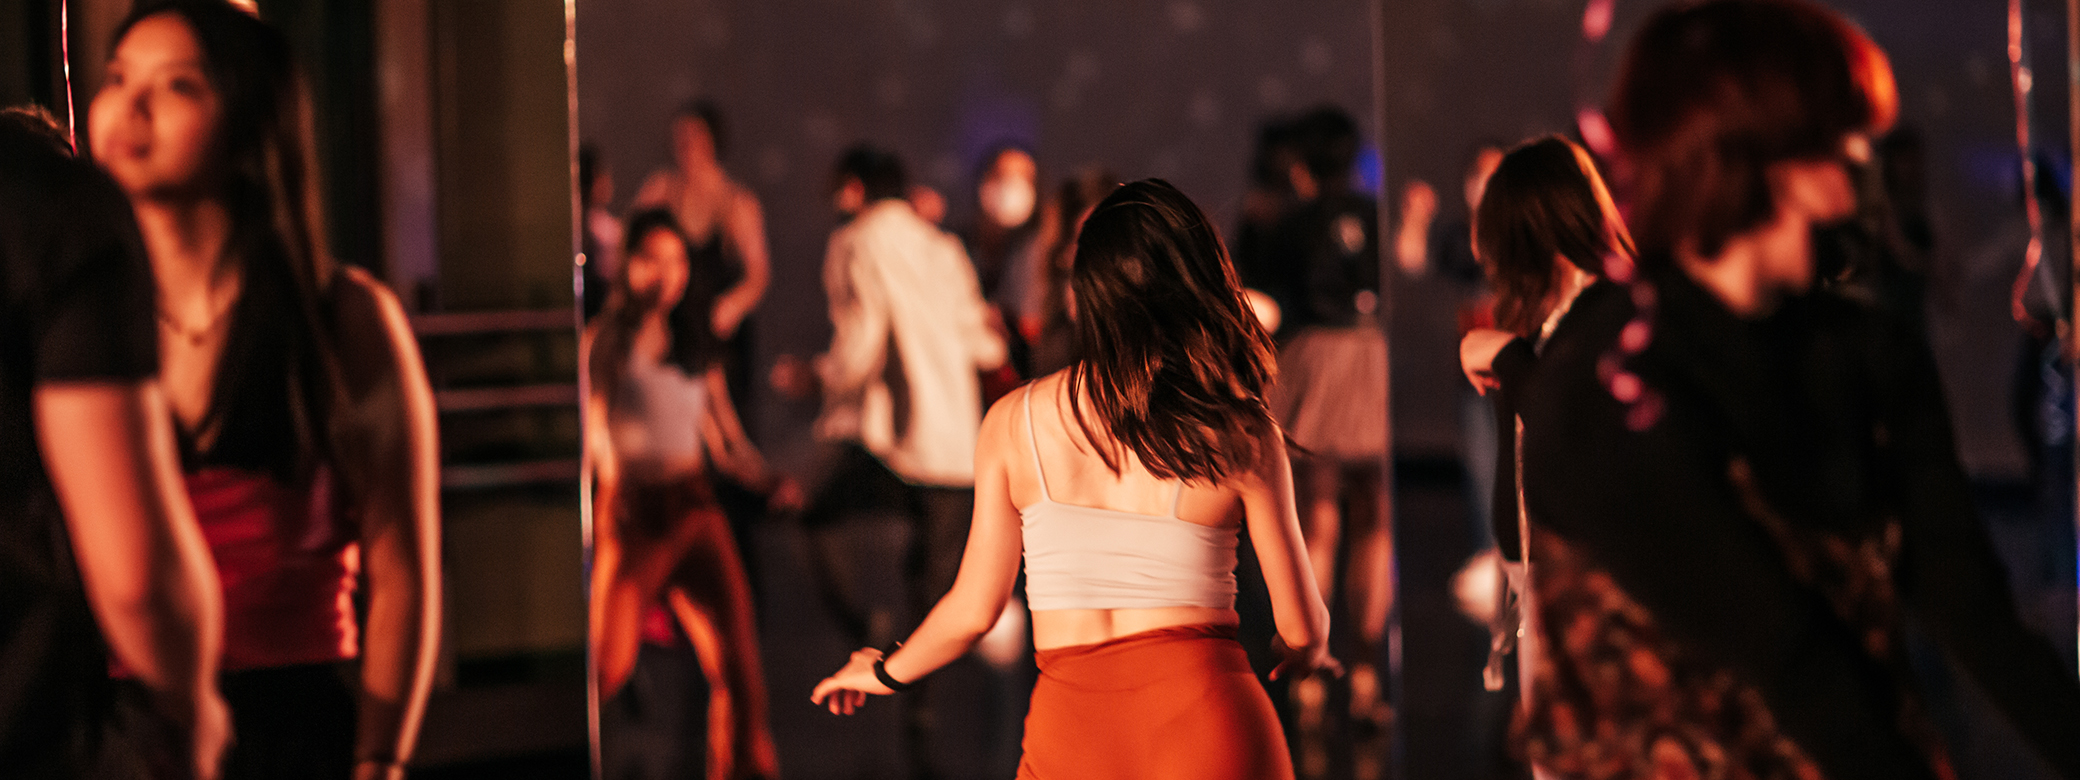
1004;373;1246;649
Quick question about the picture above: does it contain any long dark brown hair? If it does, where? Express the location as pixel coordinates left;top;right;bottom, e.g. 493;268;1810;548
1475;136;1633;336
1066;179;1277;482
113;0;346;482
588;209;720;403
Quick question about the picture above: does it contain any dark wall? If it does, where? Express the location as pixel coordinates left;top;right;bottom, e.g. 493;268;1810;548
0;1;65;118
576;0;1377;447
576;0;2056;476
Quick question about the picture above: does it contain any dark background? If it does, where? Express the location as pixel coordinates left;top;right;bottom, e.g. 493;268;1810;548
576;1;2078;779
3;0;2071;777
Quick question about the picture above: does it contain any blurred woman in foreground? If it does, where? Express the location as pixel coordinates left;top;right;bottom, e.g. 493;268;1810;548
1512;2;2080;777
90;2;441;777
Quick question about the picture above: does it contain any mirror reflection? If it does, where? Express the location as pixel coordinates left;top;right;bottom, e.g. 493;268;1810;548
577;1;1386;778
9;0;584;777
1387;2;2080;780
6;0;2076;778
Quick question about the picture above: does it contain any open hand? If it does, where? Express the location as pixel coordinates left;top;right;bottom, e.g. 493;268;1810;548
1269;637;1342;682
810;647;896;715
1459;328;1515;395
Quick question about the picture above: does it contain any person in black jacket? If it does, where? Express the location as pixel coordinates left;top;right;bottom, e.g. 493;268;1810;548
1498;2;2080;779
1459;135;1631;565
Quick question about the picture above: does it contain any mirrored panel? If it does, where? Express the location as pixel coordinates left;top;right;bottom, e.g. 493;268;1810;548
1380;2;2080;779
43;1;585;776
576;1;1392;778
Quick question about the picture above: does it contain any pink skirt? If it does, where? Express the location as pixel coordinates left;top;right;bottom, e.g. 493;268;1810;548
1270;326;1388;460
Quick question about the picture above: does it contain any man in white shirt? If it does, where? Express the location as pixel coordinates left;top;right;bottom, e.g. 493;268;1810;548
775;145;1006;778
776;145;1005;638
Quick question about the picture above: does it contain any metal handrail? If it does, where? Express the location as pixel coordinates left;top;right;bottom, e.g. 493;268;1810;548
434;384;578;414
410;309;573;337
441;458;581;491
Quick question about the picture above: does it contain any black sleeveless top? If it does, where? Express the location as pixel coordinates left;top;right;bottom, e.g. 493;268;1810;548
179;254;336;483
665;229;739;375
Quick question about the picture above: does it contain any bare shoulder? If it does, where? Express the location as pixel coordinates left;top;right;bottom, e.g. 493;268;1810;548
727;181;765;219
1237;419;1292;489
328;267;421;393
977;380;1032;456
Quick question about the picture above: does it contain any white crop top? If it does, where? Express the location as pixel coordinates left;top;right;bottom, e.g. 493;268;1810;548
1018;390;1240;611
607;356;708;474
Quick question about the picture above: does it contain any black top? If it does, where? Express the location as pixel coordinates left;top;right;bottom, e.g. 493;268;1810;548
179;252;330;481
1484;333;1536;561
1241;192;1379;333
1514;267;2080;780
0;125;159;773
1428;216;1484;288
665;230;735;375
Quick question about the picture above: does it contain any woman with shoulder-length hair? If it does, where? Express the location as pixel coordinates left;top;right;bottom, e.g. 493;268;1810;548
88;1;441;777
586;208;789;780
1458;134;1632;561
1511;2;2080;779
812;179;1336;779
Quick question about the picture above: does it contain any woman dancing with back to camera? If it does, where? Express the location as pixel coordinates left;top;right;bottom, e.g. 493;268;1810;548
812;179;1336;779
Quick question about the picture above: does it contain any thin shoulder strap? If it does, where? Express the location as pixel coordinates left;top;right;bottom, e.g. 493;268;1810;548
1169;481;1186;518
1023;386;1052;501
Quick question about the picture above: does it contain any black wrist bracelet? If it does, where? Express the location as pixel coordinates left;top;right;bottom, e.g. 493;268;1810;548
873;649;916;692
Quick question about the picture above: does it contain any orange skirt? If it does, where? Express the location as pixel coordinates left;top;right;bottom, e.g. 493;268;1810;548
1017;623;1293;780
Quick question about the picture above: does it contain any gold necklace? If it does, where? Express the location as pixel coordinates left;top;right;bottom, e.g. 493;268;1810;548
157;290;239;347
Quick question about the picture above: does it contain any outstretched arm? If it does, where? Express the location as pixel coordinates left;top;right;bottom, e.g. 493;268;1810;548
1239;431;1337;679
712;191;771;339
332;270;443;780
811;394;1025;713
699;366;778;493
39;381;230;780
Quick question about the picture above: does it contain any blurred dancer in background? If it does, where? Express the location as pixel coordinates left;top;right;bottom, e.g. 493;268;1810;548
580;143;624;321
963;143;1046;377
588;210;791;780
812;179;1335;780
1027;166;1118;377
632;101;776;601
0;110;230;779
1397;142;1511;559
1515;2;2080;777
1256;107;1392;737
90;3;442;777
1458;135;1629;569
774;144;1006;779
633;101;770;415
1453;141;1629;780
